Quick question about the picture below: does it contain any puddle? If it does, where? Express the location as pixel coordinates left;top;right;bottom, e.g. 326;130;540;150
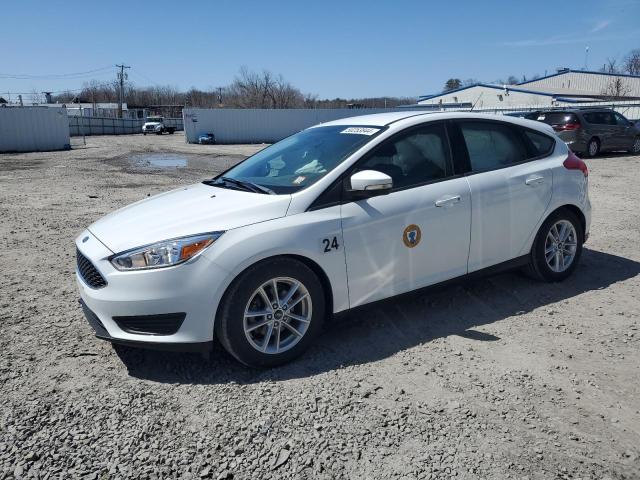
129;153;188;169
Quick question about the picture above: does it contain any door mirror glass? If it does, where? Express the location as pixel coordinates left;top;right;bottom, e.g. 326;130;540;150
350;170;393;193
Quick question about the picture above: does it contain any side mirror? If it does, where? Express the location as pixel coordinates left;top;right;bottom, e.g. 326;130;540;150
349;170;392;198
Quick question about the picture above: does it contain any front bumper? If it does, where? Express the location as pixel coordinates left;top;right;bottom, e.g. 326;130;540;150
75;230;230;349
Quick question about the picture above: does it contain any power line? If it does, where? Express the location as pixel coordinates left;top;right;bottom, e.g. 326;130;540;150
2;80;118;96
0;66;114;80
130;68;159;86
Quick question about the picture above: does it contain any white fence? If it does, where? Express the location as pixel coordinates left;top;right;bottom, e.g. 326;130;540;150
0;107;70;152
183;108;412;144
69;116;183;136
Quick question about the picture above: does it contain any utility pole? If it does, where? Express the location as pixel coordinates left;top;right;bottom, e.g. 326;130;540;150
115;64;130;118
217;87;223;107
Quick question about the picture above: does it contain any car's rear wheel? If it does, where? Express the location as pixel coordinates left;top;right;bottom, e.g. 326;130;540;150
629;136;640;155
216;258;325;367
584;137;600;158
525;209;584;282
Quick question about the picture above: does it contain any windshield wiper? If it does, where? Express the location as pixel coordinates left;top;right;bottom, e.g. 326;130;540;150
220;177;275;195
203;176;275;195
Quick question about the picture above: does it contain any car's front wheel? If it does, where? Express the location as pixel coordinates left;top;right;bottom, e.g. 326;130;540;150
216;258;326;367
525;209;584;282
629;136;640;155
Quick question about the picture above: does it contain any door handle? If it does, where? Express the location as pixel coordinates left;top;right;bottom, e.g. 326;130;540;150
525;175;544;186
435;195;461;207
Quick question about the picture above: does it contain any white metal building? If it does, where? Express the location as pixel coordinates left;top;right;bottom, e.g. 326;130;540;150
418;70;640;110
518;69;640;97
0;107;70;152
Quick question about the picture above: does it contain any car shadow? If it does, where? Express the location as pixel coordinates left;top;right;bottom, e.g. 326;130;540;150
115;247;640;385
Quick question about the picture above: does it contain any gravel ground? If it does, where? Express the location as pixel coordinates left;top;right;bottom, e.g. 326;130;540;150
1;133;639;480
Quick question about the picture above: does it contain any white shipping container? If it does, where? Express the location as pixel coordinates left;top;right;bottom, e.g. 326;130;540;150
183;108;411;144
0;107;70;153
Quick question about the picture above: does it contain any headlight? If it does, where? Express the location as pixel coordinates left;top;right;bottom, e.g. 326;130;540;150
110;232;223;271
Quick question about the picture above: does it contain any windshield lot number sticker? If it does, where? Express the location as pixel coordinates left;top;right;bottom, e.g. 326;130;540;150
321;236;340;253
340;127;379;135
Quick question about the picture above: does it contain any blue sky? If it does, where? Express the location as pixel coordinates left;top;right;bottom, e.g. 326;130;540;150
1;0;639;99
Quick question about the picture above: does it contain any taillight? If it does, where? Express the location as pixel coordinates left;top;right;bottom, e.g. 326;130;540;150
553;122;581;131
563;150;588;177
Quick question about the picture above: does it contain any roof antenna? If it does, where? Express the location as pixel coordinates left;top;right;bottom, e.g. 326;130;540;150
469;92;483;111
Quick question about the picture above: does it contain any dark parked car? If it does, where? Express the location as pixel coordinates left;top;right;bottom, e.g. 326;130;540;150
532;108;640;157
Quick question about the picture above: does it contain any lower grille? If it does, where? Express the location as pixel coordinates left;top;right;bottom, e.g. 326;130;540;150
76;248;107;289
112;313;186;336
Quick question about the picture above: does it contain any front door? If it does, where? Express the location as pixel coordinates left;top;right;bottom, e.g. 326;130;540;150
340;122;472;307
613;112;635;150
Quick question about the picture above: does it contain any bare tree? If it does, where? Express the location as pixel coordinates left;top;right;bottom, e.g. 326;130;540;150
28;89;44;104
49;66;418;112
601;77;632;99
600;57;620;74
623;49;640;75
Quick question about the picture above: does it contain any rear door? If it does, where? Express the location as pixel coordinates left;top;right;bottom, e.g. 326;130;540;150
584;111;617;151
451;120;554;272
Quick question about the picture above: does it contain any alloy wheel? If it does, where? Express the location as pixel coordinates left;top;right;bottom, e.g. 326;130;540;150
243;277;312;354
544;220;578;273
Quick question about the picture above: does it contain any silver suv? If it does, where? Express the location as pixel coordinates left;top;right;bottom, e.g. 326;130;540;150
533;108;640;157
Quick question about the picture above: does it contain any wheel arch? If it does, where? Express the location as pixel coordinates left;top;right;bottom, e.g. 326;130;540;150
537;204;586;242
214;253;335;328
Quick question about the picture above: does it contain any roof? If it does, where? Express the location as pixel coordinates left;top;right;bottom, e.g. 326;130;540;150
518;69;640;85
418;82;640;103
419;83;560;101
315;111;552;131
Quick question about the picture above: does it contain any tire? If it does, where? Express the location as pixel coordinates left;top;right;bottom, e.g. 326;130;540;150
628;136;640;155
524;209;584;282
143;133;146;136
168;129;175;134
584;137;600;158
216;258;326;368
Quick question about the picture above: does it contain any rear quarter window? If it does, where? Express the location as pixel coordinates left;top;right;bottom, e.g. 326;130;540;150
522;129;555;157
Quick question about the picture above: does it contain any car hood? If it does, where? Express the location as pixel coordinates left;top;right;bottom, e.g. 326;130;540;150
144;122;162;127
88;183;291;253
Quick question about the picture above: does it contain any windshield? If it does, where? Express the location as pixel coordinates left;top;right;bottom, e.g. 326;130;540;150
146;117;163;123
216;125;384;194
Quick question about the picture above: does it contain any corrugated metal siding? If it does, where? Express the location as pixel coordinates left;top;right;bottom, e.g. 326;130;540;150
0;107;70;152
68;117;183;136
183;108;409;144
418;86;556;109
522;72;640;96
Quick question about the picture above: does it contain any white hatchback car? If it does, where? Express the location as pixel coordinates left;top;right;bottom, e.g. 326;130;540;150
76;112;591;367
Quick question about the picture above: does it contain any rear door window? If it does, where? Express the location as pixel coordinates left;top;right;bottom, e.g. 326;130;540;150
459;121;528;172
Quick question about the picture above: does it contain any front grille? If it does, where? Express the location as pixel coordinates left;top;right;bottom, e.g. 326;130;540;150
76;248;107;289
113;313;186;336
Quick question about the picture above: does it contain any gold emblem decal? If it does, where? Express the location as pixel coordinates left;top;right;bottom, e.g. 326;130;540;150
402;224;422;248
